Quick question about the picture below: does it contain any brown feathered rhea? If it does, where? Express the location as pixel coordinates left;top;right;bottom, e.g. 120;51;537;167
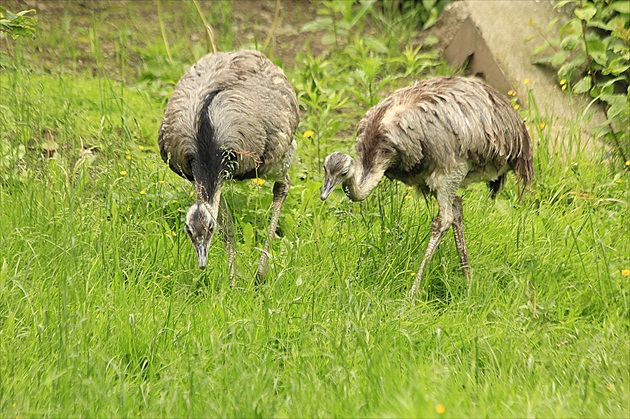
159;50;299;282
320;76;534;298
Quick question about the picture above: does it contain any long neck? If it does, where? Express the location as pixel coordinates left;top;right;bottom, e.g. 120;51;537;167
191;157;222;220
342;158;387;202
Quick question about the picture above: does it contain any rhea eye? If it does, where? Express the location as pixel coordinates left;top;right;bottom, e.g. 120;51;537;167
341;170;348;176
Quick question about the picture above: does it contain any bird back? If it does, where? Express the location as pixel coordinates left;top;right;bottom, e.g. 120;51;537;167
158;50;299;181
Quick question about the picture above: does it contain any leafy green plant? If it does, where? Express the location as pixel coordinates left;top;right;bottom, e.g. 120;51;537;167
0;7;36;40
377;0;451;30
531;0;630;165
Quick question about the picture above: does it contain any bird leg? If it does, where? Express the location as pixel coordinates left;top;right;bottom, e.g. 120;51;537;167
409;165;468;300
257;177;290;281
408;212;450;299
217;195;236;286
451;196;470;277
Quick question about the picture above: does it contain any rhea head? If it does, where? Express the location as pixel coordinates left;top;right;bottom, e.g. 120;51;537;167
321;152;355;200
184;202;216;269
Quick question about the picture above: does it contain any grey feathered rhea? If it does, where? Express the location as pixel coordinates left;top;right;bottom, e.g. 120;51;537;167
320;76;534;298
159;50;299;282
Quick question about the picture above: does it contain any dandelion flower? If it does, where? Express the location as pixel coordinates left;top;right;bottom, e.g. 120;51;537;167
303;130;315;138
159;180;165;184
138;145;145;150
253;178;265;185
625;160;630;167
616;179;622;184
120;170;128;176
435;404;446;414
607;383;614;391
524;78;530;84
562;84;567;91
513;104;520;110
140;190;146;195
406;186;413;191
171;231;177;237
538;122;546;130
560;79;567;85
622;269;630;277
126;155;131;160
405;195;412;199
508;89;516;96
125;150;130;155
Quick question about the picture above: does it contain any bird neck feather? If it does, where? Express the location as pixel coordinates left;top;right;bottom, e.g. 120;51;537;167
342;158;386;202
191;157;222;220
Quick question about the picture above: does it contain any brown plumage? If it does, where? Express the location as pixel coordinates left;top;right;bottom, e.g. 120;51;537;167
321;76;534;298
159;50;299;282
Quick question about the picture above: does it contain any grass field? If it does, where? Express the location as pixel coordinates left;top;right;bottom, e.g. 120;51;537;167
1;1;628;417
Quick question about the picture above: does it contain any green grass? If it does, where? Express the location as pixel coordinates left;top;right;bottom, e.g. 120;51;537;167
1;1;628;417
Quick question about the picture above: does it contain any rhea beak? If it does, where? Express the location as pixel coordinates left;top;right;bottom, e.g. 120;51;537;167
193;237;210;270
321;176;341;200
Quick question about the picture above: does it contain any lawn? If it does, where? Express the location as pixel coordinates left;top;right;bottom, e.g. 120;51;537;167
0;1;628;417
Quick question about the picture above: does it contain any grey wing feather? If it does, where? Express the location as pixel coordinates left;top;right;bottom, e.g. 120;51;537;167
368;77;533;188
158;50;299;179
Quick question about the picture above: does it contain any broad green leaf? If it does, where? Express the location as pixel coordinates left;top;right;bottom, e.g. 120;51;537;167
424;35;439;46
532;43;550;56
601;93;627;122
609;2;630;14
572;76;592;94
575;6;597;22
546;17;560;33
300;17;333;33
604;57;630;76
561;34;580;51
554;0;574;10
321;33;336;46
587;38;608;65
550;50;570;67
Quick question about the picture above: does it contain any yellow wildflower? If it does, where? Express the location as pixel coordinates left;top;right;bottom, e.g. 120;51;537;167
120;170;128;176
538;122;546;130
507;90;516;96
621;269;630;277
562;84;567;91
126;155;131;160
125;150;130;154
616;179;622;183
625;160;630;167
138;145;145;150
524;78;530;84
435;404;446;414
560;79;567;85
606;383;614;391
513;104;520;110
253;178;265;185
303;130;315;138
140;190;146;195
171;231;177;237
159;180;165;184
405;195;412;199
